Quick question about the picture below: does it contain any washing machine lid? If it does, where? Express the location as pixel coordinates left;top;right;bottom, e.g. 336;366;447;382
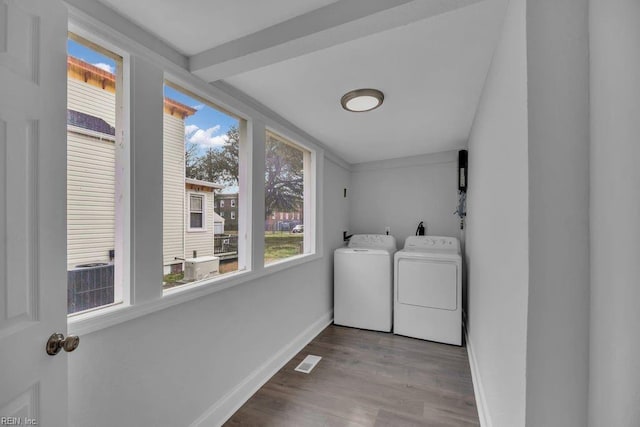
403;236;460;253
347;234;397;252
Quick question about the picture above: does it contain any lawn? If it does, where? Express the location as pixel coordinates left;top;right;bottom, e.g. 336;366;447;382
162;232;303;289
264;232;304;264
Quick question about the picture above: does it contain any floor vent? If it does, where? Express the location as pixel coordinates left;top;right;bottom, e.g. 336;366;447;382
295;355;322;374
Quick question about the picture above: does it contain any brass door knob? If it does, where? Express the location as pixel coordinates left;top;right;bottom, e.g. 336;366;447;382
46;333;80;356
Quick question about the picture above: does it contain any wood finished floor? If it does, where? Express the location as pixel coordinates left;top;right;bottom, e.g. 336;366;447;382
225;325;479;426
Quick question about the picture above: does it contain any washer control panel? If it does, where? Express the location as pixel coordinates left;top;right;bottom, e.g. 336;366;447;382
348;234;397;250
404;236;459;251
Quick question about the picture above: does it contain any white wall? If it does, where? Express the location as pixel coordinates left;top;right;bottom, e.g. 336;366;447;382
349;151;460;248
464;0;528;425
68;157;350;427
588;1;640;425
525;0;591;425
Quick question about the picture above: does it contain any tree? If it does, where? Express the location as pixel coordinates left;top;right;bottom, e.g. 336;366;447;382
264;134;303;219
186;126;239;186
185;126;304;219
185;141;200;179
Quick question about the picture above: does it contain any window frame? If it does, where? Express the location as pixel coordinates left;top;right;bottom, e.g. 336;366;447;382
187;192;206;232
65;28;131;318
230;199;236;208
66;11;325;336
264;129;317;267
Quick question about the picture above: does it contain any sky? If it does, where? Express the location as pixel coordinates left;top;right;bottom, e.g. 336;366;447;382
67;39;239;157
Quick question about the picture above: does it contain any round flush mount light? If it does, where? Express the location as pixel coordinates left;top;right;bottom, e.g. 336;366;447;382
340;88;384;112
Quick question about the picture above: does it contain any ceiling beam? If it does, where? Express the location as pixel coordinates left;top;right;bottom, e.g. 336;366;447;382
189;0;486;82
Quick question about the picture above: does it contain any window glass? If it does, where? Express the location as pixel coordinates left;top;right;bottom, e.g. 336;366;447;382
264;131;308;265
189;194;204;229
66;34;124;315
163;83;243;290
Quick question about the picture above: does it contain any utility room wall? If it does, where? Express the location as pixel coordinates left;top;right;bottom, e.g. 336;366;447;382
348;150;461;249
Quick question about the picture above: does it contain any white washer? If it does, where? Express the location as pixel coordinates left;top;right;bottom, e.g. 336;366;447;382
334;234;397;332
394;236;462;345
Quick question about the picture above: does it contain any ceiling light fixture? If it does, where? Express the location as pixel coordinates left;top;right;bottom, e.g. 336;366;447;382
340;88;384;112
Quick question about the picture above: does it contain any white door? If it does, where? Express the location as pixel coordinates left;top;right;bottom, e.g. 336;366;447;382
0;1;69;425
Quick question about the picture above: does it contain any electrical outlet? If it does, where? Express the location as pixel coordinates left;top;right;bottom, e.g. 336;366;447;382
385;226;391;234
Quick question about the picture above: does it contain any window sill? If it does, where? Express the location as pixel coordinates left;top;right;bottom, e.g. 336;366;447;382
68;252;321;336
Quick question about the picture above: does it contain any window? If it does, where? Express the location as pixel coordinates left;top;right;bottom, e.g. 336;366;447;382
188;193;204;230
162;82;244;290
264;131;311;265
230;199;236;207
231;211;236;220
66;34;125;315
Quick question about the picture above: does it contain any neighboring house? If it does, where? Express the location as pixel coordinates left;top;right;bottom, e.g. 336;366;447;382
163;98;223;274
215;193;238;232
213;211;225;234
265;209;303;232
67;56;222;276
67;57;117;270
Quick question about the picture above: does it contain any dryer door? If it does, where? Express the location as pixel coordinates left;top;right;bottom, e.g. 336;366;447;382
397;258;457;310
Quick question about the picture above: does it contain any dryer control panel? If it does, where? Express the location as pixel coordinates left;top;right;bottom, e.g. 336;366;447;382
404;236;460;251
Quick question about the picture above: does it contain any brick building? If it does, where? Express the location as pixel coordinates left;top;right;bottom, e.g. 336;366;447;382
215;193;238;232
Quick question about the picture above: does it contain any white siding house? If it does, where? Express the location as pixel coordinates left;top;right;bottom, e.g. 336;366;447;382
162;102;193;272
66;58;117;269
67;57;222;276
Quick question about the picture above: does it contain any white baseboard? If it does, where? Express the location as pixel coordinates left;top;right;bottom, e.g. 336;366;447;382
466;328;492;427
190;311;333;427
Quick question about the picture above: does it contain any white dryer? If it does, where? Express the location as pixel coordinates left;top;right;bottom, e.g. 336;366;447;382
394;236;462;345
334;234;397;332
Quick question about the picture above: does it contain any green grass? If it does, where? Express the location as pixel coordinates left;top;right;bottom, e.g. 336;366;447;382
264;232;303;263
163;271;184;285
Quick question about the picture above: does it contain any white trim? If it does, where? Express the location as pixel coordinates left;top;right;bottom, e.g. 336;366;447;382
265;128;318;258
67;124;116;142
66;26;132;311
187;192;207;232
189;311;333;427
466;327;492;427
185;177;224;190
67;251;322;335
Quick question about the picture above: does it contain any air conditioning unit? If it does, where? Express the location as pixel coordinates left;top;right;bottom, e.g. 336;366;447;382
184;256;219;281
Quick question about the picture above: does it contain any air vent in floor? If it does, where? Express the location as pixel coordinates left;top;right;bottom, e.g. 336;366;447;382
294;355;322;374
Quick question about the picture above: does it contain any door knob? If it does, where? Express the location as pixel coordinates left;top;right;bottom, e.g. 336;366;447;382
46;333;80;356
